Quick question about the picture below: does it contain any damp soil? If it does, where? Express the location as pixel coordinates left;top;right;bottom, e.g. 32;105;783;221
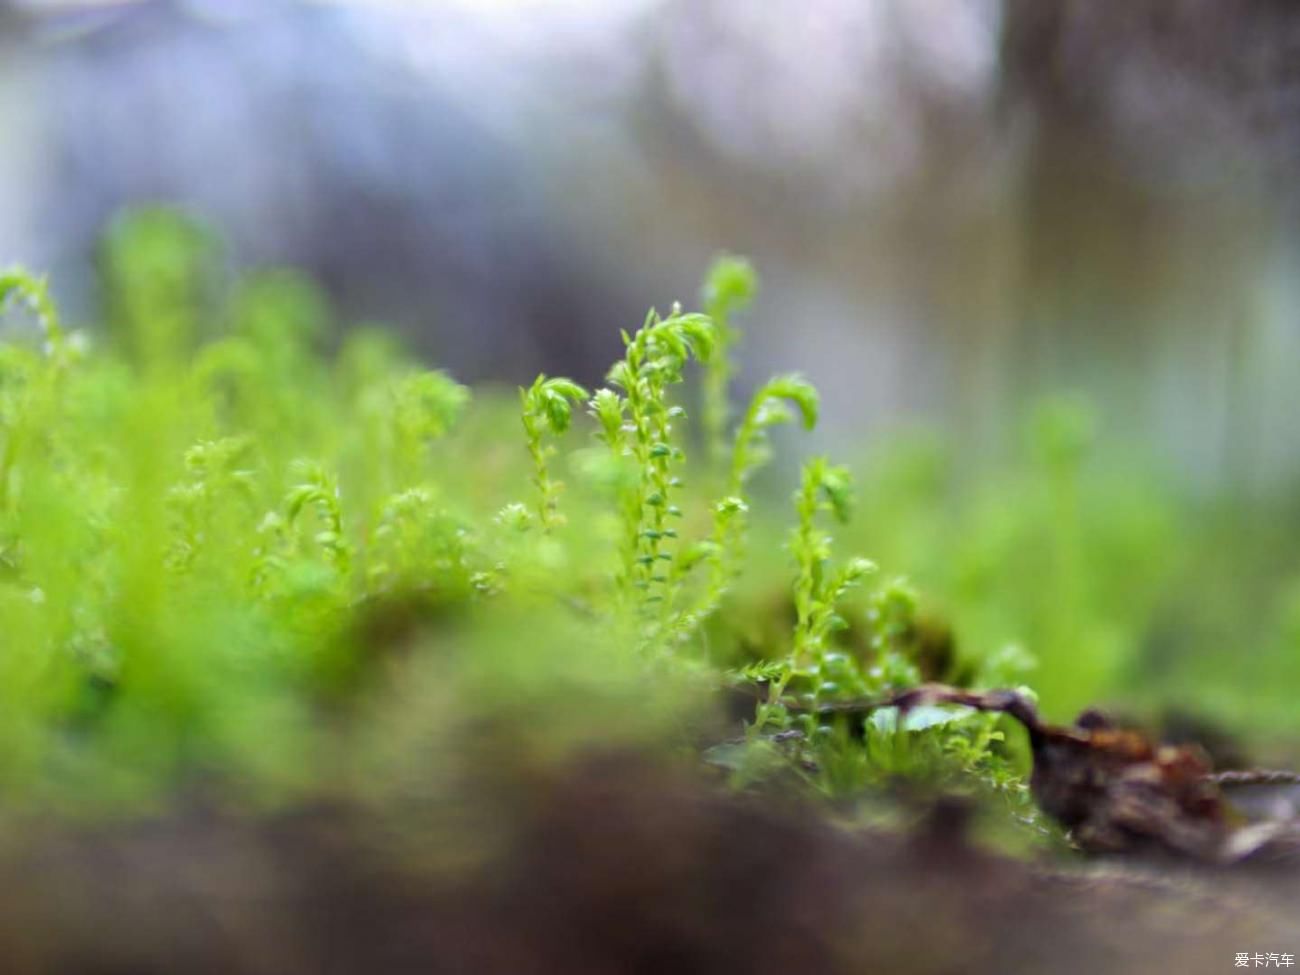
0;750;1294;975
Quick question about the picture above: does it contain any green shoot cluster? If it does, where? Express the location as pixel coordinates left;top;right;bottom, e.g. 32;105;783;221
0;217;1038;826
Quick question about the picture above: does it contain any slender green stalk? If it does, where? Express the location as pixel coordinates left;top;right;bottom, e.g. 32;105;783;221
284;460;351;576
0;268;65;353
598;307;715;640
520;375;588;532
699;256;757;476
393;370;470;486
0;269;71;515
791;457;876;669
672;375;820;644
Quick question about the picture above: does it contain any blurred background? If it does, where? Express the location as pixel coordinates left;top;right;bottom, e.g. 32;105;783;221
6;0;1300;481
5;0;1300;728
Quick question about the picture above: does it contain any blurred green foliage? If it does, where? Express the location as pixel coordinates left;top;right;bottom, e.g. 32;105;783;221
839;397;1300;740
0;211;1295;833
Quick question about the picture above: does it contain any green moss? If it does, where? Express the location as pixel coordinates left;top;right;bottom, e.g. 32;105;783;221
6;210;1293;836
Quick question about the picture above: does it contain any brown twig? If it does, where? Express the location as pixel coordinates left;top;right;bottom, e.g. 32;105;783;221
727;679;1300;863
1210;769;1300;787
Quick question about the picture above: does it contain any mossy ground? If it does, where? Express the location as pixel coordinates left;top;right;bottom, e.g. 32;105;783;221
1;210;1298;971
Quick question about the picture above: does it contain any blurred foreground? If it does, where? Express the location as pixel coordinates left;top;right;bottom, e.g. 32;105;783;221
3;752;1295;975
